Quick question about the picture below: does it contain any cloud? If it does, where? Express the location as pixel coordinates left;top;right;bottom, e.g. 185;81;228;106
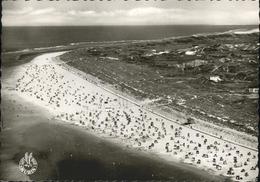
2;7;258;26
29;8;55;16
3;7;34;15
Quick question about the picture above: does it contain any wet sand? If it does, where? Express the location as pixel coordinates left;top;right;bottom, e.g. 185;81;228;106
0;67;227;181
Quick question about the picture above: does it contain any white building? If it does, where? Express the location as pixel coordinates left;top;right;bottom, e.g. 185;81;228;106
210;76;222;82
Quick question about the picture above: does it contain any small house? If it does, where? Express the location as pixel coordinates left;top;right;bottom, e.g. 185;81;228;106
210;76;222;82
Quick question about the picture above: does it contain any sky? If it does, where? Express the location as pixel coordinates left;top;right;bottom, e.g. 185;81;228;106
2;0;259;26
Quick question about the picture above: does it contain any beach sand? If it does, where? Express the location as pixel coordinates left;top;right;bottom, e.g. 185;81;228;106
1;52;258;181
1;67;225;181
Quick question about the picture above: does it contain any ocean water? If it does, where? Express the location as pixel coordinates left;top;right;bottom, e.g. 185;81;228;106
2;25;257;52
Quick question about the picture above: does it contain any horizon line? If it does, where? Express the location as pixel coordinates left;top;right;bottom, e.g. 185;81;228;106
3;24;259;27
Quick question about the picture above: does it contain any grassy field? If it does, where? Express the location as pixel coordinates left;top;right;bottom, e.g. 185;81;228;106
60;32;258;136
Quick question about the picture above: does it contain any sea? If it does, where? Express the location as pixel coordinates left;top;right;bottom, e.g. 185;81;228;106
2;25;257;52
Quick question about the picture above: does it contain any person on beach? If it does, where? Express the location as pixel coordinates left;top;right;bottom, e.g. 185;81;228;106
15;59;258;182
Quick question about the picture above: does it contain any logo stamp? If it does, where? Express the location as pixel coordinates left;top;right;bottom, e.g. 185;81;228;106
19;152;38;175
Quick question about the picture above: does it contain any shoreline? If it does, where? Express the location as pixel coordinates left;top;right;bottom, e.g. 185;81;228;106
9;52;258;181
3;27;258;55
1;67;225;181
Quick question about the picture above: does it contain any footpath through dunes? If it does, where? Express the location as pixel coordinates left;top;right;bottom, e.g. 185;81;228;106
10;52;258;181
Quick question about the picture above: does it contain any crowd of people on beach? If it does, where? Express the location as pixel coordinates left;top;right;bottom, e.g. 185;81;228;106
15;57;258;181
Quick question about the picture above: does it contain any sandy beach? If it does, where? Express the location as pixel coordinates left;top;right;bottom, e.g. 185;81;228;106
1;61;225;181
1;89;225;181
2;51;258;181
